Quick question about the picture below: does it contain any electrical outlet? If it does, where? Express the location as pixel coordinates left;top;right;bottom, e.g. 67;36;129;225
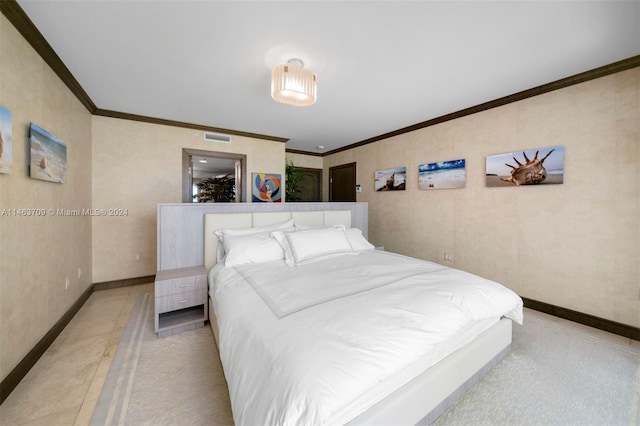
135;254;140;261
65;276;70;289
444;252;454;262
77;268;82;279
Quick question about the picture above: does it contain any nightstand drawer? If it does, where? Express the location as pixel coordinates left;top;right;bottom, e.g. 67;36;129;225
154;266;208;337
155;289;206;314
155;274;206;297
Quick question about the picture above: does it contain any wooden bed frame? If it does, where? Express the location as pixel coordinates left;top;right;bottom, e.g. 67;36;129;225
158;202;512;425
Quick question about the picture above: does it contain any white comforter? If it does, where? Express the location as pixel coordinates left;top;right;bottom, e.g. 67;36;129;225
210;250;523;426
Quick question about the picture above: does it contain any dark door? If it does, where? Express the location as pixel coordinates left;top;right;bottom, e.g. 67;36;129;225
297;168;322;201
329;162;356;202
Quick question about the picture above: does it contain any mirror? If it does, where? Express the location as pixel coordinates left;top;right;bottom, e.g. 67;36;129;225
182;148;246;203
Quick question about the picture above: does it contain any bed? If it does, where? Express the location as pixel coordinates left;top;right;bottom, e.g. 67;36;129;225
203;206;523;425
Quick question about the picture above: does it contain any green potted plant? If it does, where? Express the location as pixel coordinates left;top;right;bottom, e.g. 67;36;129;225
285;161;303;202
195;175;236;202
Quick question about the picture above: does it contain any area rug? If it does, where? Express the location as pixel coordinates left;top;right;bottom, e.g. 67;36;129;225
90;292;233;426
92;292;639;426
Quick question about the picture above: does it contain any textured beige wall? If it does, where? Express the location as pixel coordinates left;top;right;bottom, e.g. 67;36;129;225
91;117;286;282
286;151;323;169
0;15;93;380
324;68;639;327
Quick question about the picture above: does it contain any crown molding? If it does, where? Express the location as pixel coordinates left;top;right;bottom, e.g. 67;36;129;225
285;148;323;157
1;0;288;144
94;109;288;143
3;1;638;154
323;55;640;157
1;0;97;113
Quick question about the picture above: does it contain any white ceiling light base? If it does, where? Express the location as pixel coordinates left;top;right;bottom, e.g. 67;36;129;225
271;58;317;107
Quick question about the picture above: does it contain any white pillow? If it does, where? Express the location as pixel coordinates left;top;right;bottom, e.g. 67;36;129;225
215;219;294;263
271;231;296;266
272;226;344;266
293;223;315;231
277;226;355;265
293;224;375;252
223;232;285;267
216;242;226;263
215;218;294;241
345;228;375;251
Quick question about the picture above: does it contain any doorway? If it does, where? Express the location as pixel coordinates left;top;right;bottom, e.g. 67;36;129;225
329;162;356;202
290;167;322;202
182;148;246;203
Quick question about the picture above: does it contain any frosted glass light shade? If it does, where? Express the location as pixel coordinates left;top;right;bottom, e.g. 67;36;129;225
271;60;317;107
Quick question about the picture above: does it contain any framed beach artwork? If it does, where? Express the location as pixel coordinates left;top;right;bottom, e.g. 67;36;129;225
29;123;67;183
486;145;564;187
0;105;12;174
252;172;282;202
419;159;466;190
375;167;406;191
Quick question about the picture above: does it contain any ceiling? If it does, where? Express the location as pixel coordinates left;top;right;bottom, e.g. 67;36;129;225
14;1;640;154
191;155;236;176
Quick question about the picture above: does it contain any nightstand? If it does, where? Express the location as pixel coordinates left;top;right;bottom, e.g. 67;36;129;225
154;265;208;338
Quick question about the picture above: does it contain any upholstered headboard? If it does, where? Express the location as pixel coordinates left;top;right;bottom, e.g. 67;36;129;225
203;210;353;270
156;202;368;272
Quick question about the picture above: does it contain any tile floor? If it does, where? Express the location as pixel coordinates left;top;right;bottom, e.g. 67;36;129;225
0;284;638;426
0;283;153;426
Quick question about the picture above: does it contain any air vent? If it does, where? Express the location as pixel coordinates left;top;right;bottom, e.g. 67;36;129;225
203;132;231;143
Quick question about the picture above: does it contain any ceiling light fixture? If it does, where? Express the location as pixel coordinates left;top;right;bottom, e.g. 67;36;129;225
271;58;317;107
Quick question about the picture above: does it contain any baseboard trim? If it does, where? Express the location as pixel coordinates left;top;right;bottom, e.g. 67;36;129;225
0;275;155;405
93;275;155;291
522;297;639;341
0;285;94;405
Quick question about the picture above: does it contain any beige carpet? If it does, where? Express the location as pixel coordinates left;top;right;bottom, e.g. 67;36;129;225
93;292;640;426
90;292;233;426
434;314;640;426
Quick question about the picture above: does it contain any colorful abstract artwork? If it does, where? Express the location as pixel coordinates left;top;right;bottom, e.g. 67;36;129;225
252;173;282;202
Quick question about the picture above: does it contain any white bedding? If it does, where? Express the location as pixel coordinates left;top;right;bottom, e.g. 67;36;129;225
209;250;523;425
